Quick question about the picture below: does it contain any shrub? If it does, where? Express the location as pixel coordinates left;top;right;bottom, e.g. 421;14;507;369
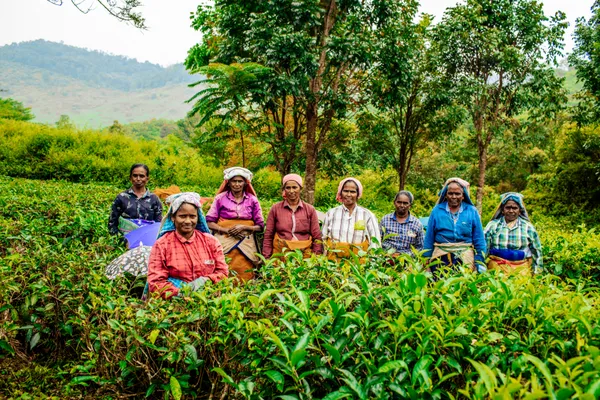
1;177;600;398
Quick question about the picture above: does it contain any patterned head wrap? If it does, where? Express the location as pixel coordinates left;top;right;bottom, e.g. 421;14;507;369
336;177;363;203
491;192;529;221
282;174;303;198
395;190;414;204
158;192;210;239
436;177;474;206
216;166;257;197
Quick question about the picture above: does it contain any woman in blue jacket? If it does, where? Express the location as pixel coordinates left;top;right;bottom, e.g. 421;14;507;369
423;178;486;274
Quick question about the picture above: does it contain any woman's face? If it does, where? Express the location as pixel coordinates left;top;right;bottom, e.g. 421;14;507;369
229;176;246;194
502;200;520;222
173;203;198;238
341;181;359;208
130;167;149;190
394;194;411;217
446;183;464;208
284;181;301;202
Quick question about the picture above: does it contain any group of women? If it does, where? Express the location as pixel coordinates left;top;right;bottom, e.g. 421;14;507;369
110;165;543;299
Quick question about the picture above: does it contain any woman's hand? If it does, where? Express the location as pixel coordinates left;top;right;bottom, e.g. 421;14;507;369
228;225;250;239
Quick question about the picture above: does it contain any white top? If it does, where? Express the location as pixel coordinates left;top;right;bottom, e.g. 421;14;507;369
322;204;381;249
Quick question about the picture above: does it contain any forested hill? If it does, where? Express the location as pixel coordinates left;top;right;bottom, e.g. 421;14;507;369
0;40;195;91
0;40;200;127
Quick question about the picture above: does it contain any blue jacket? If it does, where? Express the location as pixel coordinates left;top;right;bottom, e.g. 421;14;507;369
423;202;487;263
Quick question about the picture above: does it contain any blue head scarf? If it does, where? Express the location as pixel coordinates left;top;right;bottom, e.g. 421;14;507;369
436;177;474;206
491;192;529;221
157;192;210;239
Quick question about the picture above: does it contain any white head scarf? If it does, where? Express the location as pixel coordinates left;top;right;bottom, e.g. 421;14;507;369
223;167;253;182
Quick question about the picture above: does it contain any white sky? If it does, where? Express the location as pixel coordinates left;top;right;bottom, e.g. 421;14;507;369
0;0;594;66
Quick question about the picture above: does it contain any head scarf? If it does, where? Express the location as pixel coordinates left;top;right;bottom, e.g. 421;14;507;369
491;192;530;221
436;177;474;206
282;173;303;198
158;192;210;239
216;166;257;197
336;177;363;203
395;190;414;204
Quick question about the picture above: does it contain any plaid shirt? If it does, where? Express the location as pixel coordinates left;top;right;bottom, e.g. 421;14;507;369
380;212;424;255
147;230;229;299
484;217;543;273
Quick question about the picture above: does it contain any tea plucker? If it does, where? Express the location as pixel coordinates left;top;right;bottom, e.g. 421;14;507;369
108;163;163;235
484;192;542;274
262;174;323;259
322;177;381;260
380;190;424;255
205;167;264;281
147;192;228;299
423;178;486;273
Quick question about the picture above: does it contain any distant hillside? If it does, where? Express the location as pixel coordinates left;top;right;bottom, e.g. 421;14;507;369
0;40;195;91
0;40;203;127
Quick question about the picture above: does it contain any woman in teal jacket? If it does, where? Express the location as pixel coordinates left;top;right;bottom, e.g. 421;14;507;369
423;178;486;274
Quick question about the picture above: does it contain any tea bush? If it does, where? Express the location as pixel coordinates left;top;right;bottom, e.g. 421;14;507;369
1;176;600;399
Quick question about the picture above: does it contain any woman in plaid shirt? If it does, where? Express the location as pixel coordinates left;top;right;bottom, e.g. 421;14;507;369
484;192;543;275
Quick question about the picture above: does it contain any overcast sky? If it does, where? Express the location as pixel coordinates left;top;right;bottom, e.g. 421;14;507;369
0;0;594;66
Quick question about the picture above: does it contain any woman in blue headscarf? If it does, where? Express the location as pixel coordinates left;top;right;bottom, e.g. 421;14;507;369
423;178;486;273
484;192;542;275
146;192;228;299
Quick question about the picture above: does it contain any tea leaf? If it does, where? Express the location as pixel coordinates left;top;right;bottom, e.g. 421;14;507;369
169;376;182;400
148;329;160;345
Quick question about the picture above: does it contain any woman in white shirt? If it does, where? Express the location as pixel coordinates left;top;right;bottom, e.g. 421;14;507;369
322;177;381;261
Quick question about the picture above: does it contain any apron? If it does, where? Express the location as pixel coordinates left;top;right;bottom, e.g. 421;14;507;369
325;238;369;263
272;233;313;259
214;219;260;282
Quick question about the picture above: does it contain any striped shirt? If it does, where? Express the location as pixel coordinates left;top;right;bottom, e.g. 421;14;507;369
322;205;381;248
484;217;543;273
380;212;424;255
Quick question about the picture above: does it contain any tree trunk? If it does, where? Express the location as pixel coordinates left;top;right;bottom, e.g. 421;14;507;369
303;102;318;204
240;129;246;168
476;135;487;214
397;139;409;190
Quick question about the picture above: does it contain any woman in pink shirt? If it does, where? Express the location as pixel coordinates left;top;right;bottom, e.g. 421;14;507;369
263;174;323;259
205;167;264;281
147;192;228;299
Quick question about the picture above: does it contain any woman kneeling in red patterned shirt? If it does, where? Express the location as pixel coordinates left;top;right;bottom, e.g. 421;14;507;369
147;192;229;299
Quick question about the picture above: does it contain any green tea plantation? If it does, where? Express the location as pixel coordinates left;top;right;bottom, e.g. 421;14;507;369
1;176;600;399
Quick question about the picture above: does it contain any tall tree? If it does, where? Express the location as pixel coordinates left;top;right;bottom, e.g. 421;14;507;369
186;0;419;203
188;63;270;168
0;98;34;121
46;0;145;29
569;1;600;125
359;15;464;190
432;0;567;211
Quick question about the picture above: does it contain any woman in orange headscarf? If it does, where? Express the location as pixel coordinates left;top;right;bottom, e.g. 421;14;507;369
205;167;264;282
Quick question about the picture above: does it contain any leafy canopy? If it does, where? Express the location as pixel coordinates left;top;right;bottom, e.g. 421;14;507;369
0;98;34;121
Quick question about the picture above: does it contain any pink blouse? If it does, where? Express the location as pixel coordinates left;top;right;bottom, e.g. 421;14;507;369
205;191;264;228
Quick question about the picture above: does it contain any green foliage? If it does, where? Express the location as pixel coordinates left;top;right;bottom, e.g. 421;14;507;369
360;13;465;189
570;1;600;124
525;123;600;215
0;119;222;190
0;97;34;121
432;0;568;209
1;176;600;398
186;0;424;202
